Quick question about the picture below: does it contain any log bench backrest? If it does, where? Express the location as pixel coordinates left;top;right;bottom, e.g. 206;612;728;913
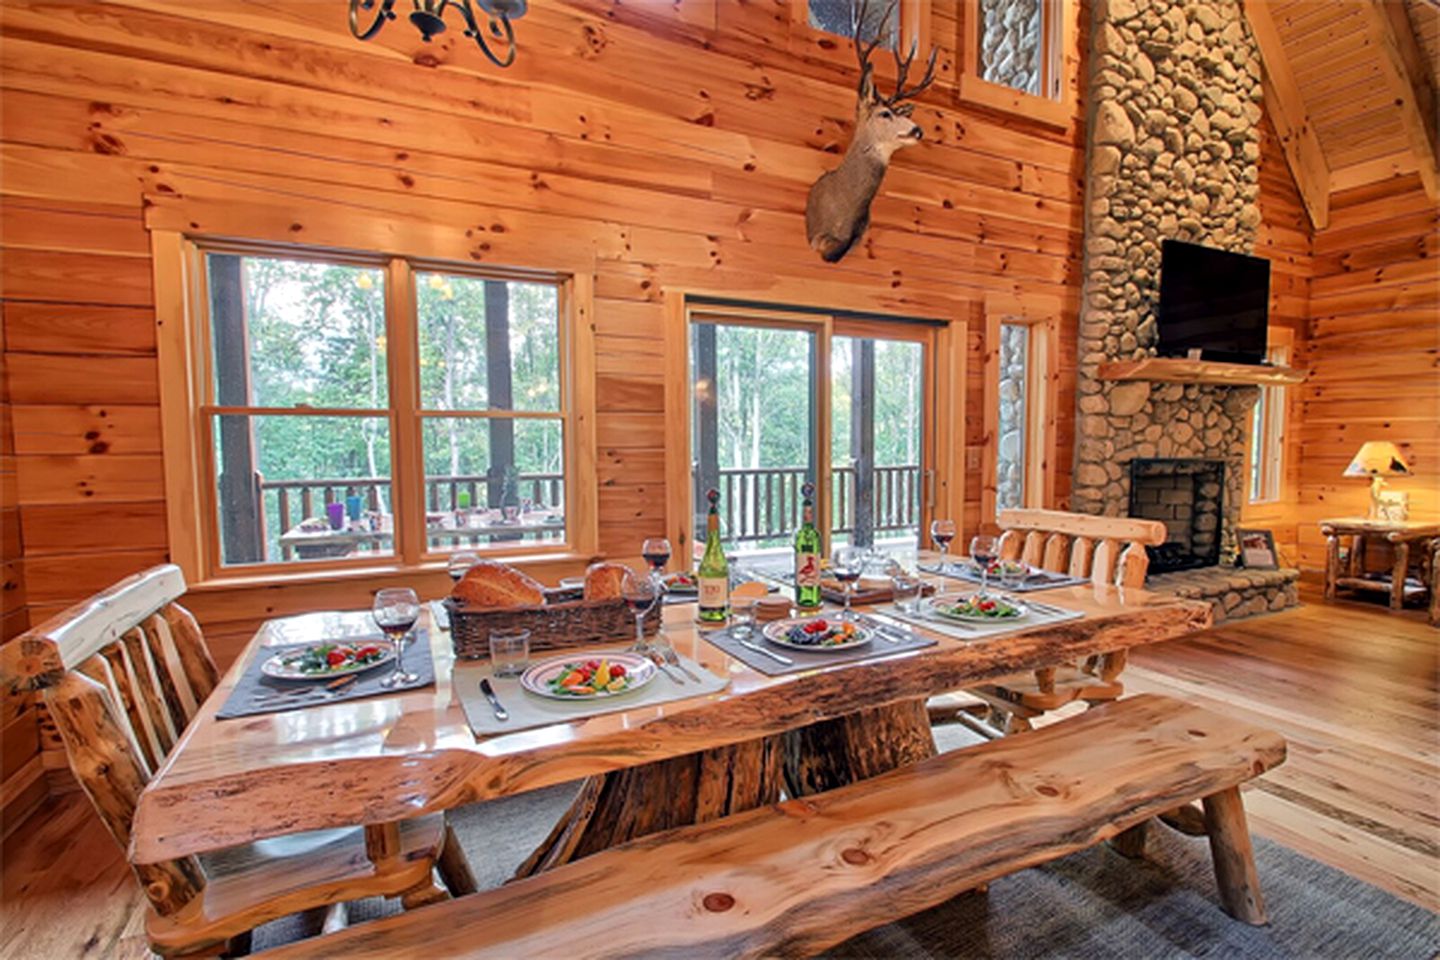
266;694;1286;959
0;564;216;916
996;509;1167;589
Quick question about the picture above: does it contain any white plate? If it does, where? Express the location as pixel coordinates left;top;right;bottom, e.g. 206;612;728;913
924;594;1028;624
762;616;873;652
261;639;396;681
519;652;658;701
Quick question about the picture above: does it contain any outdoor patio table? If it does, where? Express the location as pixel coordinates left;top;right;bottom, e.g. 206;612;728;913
128;554;1211;872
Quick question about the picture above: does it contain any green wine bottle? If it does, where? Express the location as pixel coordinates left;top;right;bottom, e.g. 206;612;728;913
697;488;730;623
794;481;822;610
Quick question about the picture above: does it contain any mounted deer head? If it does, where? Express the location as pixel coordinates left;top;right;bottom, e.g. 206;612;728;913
805;0;937;263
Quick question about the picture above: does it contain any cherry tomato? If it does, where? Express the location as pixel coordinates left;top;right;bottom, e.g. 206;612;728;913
610;664;626;678
326;650;347;666
979;600;995;611
585;660;601;671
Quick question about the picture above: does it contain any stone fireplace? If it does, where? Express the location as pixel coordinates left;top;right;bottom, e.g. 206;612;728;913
1128;458;1224;572
1067;0;1300;619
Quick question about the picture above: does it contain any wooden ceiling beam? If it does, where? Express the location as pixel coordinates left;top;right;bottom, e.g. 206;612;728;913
1243;0;1332;229
1360;0;1439;201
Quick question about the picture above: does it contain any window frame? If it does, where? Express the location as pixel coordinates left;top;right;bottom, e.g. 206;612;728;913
662;294;966;562
1246;332;1294;508
792;0;933;72
154;232;597;585
982;302;1057;525
957;0;1074;129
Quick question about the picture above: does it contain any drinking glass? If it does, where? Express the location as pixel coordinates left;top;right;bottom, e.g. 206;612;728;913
373;587;420;688
448;551;479;584
930;519;957;570
642;537;672;576
891;572;922;614
970;535;998;597
621;568;658;653
489;629;530;679
730;598;759;639
832;545;865;621
999;560;1027;593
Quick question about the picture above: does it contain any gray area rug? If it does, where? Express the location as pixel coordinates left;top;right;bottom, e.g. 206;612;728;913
251;725;1440;957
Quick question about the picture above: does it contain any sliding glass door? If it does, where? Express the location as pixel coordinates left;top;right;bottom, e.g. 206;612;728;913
688;309;933;560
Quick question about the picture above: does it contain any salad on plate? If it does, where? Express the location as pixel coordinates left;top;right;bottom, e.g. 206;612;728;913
930;594;1026;621
763;617;872;651
263;641;393;680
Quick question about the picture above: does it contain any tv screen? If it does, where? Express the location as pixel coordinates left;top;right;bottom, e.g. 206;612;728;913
1157;240;1270;364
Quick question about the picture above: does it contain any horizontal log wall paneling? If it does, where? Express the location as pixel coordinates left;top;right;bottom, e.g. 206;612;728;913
1296;175;1440;575
0;0;1310;806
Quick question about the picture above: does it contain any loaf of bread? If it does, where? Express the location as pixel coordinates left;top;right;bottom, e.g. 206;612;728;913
451;560;546;608
582;562;630;602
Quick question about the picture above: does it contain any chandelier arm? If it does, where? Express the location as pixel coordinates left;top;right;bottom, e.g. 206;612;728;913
471;13;517;68
348;0;395;40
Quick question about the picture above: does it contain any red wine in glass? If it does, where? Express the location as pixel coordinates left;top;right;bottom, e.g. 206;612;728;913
969;535;998;596
642;537;672;575
374;587;420;687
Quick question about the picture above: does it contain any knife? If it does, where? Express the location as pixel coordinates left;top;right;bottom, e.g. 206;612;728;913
739;639;793;665
479;678;509;721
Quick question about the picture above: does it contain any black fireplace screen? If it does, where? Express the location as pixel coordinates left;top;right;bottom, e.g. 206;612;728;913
1128;458;1225;573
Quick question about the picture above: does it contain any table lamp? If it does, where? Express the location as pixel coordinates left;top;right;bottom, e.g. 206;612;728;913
1343;441;1411;519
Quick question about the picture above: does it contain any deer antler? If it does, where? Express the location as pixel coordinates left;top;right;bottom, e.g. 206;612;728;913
883;37;938;108
849;0;937;109
851;0;888;92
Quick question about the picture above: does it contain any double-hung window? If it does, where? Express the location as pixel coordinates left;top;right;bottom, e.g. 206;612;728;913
165;239;589;579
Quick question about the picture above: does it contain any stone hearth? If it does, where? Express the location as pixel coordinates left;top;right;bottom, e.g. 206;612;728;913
1147;566;1300;625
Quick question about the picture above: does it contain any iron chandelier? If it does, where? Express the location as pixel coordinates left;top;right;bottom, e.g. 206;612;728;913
349;0;528;68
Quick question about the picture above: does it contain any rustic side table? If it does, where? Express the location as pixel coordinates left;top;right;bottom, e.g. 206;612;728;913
1320;517;1440;614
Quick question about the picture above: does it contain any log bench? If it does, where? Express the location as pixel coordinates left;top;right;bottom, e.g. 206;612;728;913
269;694;1285;959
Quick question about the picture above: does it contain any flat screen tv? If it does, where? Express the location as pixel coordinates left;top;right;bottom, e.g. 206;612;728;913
1156;239;1270;364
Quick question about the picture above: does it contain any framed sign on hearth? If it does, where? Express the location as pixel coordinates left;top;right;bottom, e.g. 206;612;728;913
1237;529;1279;570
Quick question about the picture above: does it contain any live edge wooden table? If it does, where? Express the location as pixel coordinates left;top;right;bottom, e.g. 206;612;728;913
128;566;1211;875
1320;517;1440;614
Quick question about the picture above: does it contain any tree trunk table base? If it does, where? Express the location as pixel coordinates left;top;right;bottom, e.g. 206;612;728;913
515;699;936;877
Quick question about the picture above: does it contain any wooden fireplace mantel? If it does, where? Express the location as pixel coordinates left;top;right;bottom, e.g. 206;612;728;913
1098;358;1308;387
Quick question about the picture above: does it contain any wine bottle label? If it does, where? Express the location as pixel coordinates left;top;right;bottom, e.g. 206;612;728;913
698;577;728;609
795;552;820;587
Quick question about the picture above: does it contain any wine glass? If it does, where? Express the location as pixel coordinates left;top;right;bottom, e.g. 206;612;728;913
969;535;998;598
930;519;957;570
447;551;479;584
832;545;864;621
373;587;420;688
642;537;672;584
621;568;658;654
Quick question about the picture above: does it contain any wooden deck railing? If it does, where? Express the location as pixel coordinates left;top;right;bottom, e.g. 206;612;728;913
716;463;921;546
257;473;563;561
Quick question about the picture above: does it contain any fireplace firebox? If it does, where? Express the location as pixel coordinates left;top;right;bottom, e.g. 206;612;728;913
1128;458;1225;573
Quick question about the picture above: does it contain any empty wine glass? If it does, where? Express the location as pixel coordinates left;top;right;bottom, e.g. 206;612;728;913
373;587;420;688
621;568;658;654
832;545;865;621
970;535;998;598
930;519;957;570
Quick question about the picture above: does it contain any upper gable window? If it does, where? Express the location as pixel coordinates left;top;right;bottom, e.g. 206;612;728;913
809;0;900;46
959;0;1072;127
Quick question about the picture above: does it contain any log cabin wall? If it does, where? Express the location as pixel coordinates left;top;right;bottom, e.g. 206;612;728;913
1294;175;1440;575
0;0;1307;814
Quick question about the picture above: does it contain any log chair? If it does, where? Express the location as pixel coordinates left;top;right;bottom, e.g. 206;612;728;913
931;509;1168;733
265;694;1285;958
0;564;476;958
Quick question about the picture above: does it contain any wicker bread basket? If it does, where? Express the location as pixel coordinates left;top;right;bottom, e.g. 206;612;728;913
445;589;660;660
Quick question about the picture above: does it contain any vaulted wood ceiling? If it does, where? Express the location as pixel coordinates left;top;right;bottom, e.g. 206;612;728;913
1244;0;1440;229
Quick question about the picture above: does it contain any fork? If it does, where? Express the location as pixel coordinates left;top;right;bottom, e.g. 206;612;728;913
647;650;686;684
660;647;703;683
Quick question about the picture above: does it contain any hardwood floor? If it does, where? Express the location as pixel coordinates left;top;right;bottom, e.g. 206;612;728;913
1126;587;1440;912
1;589;1435;957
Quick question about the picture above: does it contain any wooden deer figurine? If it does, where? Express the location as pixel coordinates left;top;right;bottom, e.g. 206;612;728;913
806;0;937;263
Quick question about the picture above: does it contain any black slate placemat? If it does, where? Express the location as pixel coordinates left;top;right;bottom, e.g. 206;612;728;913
216;630;436;718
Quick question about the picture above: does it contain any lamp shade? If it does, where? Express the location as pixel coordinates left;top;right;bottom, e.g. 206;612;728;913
1343;441;1411;478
